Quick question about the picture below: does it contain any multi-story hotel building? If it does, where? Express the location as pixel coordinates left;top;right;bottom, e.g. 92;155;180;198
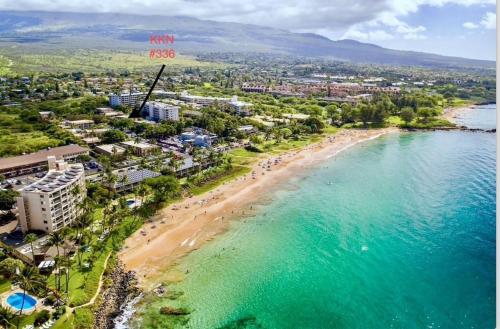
178;91;252;116
109;91;146;107
16;157;86;233
144;101;180;122
241;83;267;93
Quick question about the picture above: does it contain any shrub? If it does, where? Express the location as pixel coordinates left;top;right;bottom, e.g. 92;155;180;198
53;306;66;319
34;310;50;326
45;294;57;306
244;145;263;153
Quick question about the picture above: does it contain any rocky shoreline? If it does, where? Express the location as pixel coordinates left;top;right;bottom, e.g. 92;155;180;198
93;260;141;329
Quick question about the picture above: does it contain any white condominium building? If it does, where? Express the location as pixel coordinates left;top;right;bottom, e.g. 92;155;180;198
144;101;180;122
109;91;146;107
178;91;252;116
16;157;86;233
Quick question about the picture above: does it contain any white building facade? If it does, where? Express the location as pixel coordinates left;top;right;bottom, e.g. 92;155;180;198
109;92;146;107
144;101;180;122
16;157;86;233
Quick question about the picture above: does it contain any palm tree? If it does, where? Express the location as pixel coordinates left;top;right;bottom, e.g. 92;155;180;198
14;266;44;329
73;207;92;244
170;157;181;176
193;149;203;174
101;205;112;233
59;257;72;296
53;255;63;292
118;174;128;193
47;231;64;291
76;244;86;270
47;231;64;259
0;305;15;328
24;233;38;265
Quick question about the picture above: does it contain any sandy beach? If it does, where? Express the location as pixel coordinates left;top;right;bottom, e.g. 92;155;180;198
442;104;476;123
119;127;398;289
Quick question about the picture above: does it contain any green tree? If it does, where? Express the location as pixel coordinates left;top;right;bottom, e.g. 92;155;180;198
417;107;433;123
14;266;44;329
303;117;324;133
145;176;180;204
400;107;415;126
0;190;19;212
339;103;355;124
101;129;127;144
24;233;38;264
0;258;24;279
372;103;388;124
358;104;373;127
0;305;15;328
47;231;65;291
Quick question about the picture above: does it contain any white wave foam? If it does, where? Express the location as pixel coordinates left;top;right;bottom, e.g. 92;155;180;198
113;293;143;329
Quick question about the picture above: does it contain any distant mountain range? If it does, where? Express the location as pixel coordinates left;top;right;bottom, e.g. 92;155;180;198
0;10;495;69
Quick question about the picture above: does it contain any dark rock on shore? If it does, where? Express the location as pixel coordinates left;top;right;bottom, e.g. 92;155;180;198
93;260;141;329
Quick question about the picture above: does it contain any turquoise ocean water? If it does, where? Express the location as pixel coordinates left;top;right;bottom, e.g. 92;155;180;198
133;106;496;329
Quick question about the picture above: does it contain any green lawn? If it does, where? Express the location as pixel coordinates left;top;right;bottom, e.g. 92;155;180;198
0;276;11;294
49;249;111;307
228;148;265;166
0;131;63;157
52;306;93;329
189;165;251;196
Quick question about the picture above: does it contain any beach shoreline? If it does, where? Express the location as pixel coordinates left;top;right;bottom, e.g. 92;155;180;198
118;127;398;290
442;104;478;123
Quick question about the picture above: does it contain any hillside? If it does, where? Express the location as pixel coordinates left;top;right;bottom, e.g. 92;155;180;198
0;10;495;70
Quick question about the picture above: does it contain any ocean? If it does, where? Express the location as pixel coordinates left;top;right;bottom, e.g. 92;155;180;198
130;105;496;329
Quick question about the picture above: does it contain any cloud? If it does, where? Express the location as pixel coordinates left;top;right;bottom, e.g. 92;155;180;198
342;10;428;41
462;11;495;30
0;0;495;40
343;29;394;41
463;22;479;29
480;12;496;29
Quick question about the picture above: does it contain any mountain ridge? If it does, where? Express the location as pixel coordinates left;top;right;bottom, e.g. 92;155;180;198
0;10;494;69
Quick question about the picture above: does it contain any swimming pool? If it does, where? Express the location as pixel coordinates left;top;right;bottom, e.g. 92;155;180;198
6;292;37;311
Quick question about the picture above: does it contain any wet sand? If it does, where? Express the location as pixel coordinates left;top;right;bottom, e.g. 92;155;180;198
119;128;398;289
442;104;476;123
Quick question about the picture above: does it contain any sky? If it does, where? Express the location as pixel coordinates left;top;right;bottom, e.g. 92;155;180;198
0;0;496;60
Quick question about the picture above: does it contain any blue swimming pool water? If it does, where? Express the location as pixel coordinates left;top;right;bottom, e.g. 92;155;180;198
7;292;37;311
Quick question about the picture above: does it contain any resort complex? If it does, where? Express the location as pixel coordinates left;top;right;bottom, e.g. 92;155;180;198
16;157;86;233
0;5;495;329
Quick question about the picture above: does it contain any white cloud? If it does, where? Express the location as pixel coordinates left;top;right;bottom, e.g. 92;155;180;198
461;11;495;31
0;0;495;40
342;11;427;41
463;22;479;29
480;12;496;29
343;29;394;41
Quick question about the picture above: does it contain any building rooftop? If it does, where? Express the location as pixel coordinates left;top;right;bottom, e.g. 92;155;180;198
121;140;158;149
0;145;88;171
96;144;126;154
22;163;84;194
67;119;94;125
